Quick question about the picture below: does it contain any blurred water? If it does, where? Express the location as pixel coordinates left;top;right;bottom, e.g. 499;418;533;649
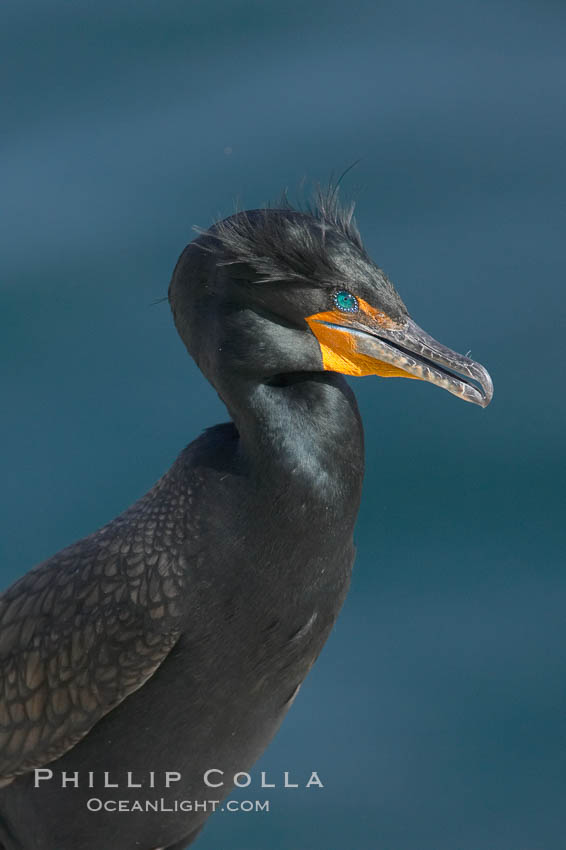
1;1;565;848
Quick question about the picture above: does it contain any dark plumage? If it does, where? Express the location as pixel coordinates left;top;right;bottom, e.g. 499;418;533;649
0;189;492;850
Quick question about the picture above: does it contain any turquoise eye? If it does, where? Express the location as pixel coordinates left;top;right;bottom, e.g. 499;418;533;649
333;290;359;313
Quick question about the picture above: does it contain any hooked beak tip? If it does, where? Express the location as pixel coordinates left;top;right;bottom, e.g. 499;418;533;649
465;360;494;408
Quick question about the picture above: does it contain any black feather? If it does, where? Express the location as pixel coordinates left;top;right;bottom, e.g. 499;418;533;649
194;184;365;287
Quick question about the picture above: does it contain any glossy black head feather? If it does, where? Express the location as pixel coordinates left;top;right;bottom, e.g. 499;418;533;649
168;186;409;392
195;186;365;287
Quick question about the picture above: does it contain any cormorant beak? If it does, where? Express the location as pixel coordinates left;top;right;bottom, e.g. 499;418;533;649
306;300;493;408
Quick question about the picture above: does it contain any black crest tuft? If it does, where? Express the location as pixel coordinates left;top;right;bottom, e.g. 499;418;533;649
194;183;365;286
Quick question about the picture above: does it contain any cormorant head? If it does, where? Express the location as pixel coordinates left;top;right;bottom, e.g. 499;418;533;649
169;190;492;407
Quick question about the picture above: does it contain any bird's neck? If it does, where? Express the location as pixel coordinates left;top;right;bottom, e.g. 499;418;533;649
221;371;365;514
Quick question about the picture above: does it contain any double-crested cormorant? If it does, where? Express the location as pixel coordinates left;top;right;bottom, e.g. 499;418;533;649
0;190;492;850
